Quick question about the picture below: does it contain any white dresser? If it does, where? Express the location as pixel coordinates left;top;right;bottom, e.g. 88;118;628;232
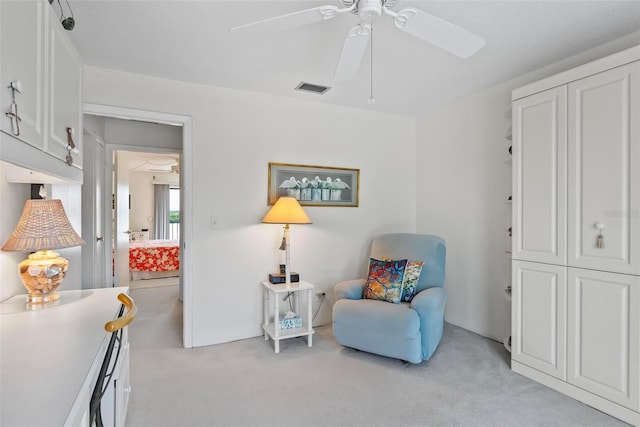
0;287;131;426
511;45;639;425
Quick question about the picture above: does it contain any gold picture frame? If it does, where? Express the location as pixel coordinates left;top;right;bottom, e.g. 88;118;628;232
268;162;360;207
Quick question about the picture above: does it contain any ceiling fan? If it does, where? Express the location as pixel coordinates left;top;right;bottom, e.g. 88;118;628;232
229;0;485;82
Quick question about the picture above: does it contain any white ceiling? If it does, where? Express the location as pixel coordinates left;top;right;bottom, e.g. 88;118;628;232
66;1;640;117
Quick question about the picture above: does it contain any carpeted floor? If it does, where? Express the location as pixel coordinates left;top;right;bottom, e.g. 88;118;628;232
126;285;628;427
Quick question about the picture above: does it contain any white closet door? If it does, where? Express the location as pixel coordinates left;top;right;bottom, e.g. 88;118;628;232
567;61;639;275
567;268;639;410
512;260;567;380
512;86;567;265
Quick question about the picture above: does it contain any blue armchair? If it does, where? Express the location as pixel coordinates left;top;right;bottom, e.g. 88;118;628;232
332;233;446;363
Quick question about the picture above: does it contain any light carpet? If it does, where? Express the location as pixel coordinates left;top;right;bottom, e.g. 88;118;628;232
126;285;627;427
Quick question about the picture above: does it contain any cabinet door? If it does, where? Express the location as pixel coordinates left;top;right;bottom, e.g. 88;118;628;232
512;260;567;379
47;9;83;170
567;268;639;410
114;343;131;427
567;61;639;275
512;87;567;265
0;1;46;149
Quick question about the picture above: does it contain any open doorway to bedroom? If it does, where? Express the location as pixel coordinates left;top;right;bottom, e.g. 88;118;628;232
122;150;182;290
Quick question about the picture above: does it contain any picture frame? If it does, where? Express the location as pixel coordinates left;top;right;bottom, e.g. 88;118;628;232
268;162;360;207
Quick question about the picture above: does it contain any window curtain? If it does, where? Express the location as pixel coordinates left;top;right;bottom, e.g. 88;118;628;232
153;184;170;240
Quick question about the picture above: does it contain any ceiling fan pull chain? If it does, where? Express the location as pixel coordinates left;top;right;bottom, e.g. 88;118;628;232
368;20;375;105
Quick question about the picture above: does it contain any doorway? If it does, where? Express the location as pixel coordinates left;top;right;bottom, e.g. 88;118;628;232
83;103;193;348
113;149;182;290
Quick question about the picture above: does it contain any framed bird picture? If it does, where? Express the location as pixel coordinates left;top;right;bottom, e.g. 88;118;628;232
268;162;359;207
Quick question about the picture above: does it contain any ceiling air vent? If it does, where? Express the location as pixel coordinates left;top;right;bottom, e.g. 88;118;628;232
295;82;331;95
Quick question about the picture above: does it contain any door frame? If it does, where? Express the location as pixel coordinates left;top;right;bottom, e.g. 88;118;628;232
83;102;193;348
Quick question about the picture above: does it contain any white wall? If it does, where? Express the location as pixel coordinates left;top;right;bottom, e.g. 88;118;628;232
0;163;31;301
83;67;416;346
105;117;182;149
129;171;173;232
0;163;82;300
415;34;640;342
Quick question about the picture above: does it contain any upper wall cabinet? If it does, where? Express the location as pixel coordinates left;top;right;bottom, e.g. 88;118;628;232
0;0;83;184
0;1;46;149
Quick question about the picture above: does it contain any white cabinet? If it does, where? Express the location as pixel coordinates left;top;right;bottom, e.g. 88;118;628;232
130;230;149;241
511;46;640;425
567;62;639;275
47;7;83;169
0;288;131;427
0;0;83;184
0;0;46;149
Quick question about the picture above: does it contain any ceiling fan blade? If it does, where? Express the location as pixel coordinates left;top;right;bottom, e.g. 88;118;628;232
229;4;352;34
388;8;485;58
334;24;371;82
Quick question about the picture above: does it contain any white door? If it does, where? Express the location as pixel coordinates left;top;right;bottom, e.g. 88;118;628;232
567;61;640;275
94;135;106;288
114;151;130;288
512;260;567;380
81;131;106;288
567;267;639;410
512;86;567;266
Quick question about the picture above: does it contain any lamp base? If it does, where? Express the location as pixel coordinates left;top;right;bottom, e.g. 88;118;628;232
18;250;68;305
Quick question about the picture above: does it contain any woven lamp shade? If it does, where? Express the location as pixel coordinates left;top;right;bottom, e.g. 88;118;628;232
1;199;84;252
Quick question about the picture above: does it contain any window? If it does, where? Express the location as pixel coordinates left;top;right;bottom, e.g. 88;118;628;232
169;187;180;240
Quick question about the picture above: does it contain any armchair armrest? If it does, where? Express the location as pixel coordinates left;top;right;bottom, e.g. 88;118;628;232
411;286;447;360
411;286;447;312
334;279;366;300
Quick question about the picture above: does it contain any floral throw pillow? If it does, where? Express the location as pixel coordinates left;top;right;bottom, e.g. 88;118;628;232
363;258;408;304
402;261;424;302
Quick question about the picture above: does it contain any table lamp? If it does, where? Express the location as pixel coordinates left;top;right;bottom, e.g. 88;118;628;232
262;197;312;284
1;199;84;305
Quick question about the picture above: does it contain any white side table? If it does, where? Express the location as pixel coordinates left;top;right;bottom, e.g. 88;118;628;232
262;280;314;353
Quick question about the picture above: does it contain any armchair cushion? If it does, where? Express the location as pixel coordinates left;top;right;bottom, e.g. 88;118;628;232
401;261;424;302
362;258;408;304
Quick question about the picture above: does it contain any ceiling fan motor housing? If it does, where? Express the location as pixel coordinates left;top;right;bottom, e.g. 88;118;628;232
358;0;382;21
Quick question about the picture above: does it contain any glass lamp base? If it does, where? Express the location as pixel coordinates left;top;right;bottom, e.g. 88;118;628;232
18;250;68;305
26;291;60;305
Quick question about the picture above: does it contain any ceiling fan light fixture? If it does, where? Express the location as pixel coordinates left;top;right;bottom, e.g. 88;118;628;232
295;82;331;95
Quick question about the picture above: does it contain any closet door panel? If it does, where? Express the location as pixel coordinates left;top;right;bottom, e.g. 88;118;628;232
512;87;567;265
567;268;639;410
512;260;567;380
568;61;639;275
